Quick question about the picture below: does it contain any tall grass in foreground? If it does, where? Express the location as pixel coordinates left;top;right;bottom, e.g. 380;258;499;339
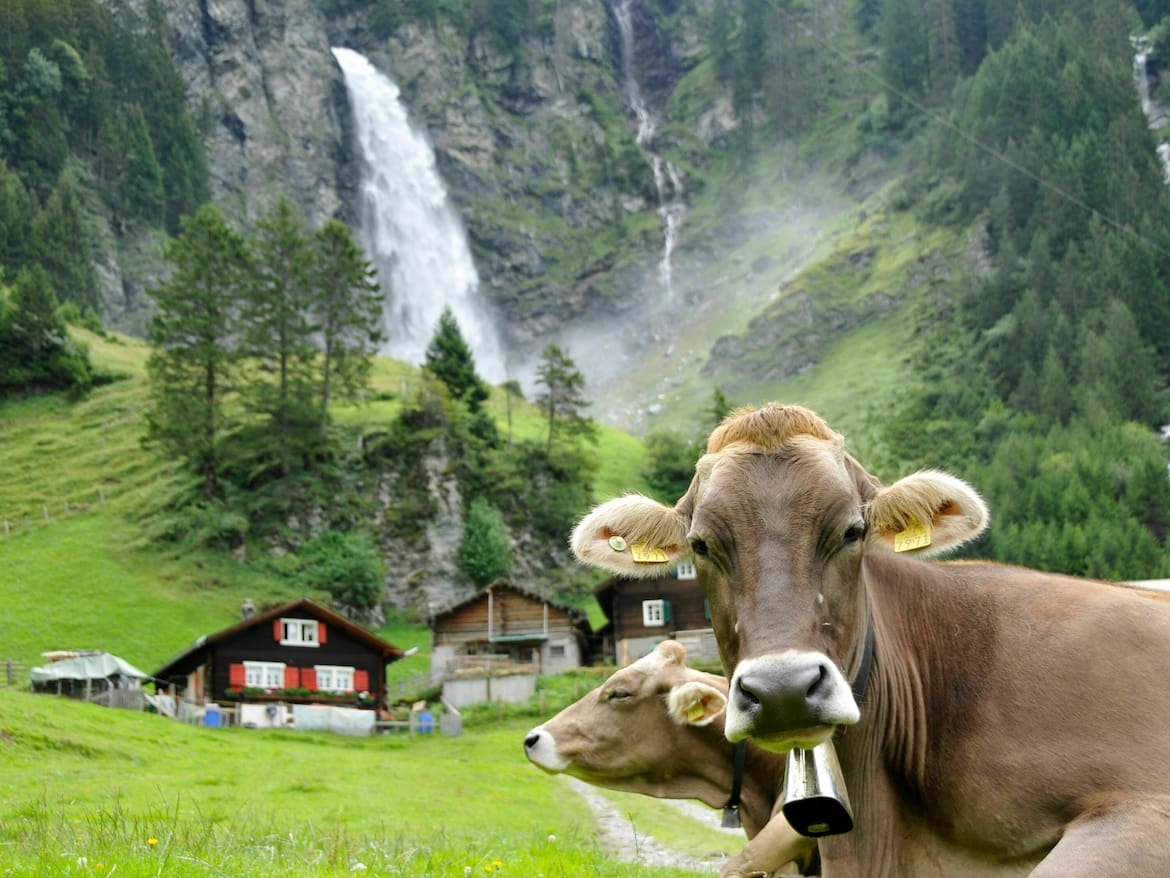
4;802;694;877
0;688;729;877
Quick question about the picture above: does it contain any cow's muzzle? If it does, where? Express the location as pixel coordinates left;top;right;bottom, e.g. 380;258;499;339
523;726;569;772
726;651;859;751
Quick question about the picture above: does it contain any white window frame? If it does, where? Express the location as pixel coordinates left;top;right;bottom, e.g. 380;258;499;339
244;661;286;690
280;618;320;647
675;561;697;580
642;599;667;627
315;665;355;692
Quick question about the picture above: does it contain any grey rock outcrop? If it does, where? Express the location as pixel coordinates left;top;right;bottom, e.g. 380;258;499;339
153;0;354;225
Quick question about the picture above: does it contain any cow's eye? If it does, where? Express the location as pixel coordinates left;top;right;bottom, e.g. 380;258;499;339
691;538;710;558
607;688;631;702
842;523;866;545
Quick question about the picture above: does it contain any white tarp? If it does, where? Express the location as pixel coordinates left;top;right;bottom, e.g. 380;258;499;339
291;704;376;736
29;653;150;684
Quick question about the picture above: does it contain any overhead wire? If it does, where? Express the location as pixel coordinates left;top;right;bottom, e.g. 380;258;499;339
751;0;1170;262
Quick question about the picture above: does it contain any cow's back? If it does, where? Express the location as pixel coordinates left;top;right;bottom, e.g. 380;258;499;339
867;553;1170;859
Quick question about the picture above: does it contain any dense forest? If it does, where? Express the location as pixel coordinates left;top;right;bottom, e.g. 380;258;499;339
5;0;1170;610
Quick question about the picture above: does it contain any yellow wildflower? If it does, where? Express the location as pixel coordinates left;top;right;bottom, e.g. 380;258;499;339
147;837;159;847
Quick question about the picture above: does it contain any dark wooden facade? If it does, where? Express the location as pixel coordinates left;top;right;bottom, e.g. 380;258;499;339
153;597;403;714
596;565;715;664
430;581;590;677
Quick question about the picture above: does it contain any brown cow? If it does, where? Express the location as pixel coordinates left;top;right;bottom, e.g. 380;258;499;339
571;402;1170;876
523;639;818;877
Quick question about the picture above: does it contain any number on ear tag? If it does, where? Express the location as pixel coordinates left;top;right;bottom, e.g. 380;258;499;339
894;520;932;553
630;543;670;564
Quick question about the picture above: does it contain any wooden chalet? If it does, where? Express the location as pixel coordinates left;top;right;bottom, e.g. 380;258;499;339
594;561;717;665
153;597;403;726
429;581;591;680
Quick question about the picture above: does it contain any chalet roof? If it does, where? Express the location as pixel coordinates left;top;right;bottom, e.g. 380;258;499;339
429;580;589;628
152;597;403;680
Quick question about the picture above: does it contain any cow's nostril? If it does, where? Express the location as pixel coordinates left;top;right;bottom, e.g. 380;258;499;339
735;675;762;708
524;733;540;749
807;663;829;699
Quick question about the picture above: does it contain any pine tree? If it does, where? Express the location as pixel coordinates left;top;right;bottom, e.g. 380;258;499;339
459;497;513;586
115;103;165;224
240;196;319;472
31;181;100;311
534;342;596;456
145;204;251;499
0;263;93;394
424;306;489;413
502;379;524;447
312;218;384;434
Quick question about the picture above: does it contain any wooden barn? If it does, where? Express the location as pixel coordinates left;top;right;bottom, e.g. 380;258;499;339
153;597;403;728
429;581;591;682
594;561;717;665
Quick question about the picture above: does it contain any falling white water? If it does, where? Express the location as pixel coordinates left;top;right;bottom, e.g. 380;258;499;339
332;47;507;382
614;0;686;298
1131;36;1170;184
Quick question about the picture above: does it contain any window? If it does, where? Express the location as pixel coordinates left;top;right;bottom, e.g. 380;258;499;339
676;561;696;580
315;665;355;692
549;644;566;659
642;599;669;627
244;661;286;689
280;618;319;647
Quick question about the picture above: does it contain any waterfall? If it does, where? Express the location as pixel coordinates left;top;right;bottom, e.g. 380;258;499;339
1132;36;1170;184
614;0;686;299
332;47;507;382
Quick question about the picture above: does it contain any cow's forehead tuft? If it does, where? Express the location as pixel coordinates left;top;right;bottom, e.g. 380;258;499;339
706;403;841;454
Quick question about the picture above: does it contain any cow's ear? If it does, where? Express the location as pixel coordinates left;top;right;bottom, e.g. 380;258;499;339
571;494;690;577
667;681;727;727
865;470;989;556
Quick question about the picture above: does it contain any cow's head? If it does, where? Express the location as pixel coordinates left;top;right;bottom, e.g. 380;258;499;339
572;403;988;753
523;640;730;795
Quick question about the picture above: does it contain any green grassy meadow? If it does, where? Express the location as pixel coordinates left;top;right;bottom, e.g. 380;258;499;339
0;332;748;875
0;686;741;876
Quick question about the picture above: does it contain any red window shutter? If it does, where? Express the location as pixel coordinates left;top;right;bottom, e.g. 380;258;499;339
273;619;283;641
284;666;300;688
302;668;317;690
353;670;369;692
229;663;246;687
318;621;327;644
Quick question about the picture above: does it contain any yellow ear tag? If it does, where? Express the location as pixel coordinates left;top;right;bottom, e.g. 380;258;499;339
630;543;670;564
686;701;706;723
894;520;932;553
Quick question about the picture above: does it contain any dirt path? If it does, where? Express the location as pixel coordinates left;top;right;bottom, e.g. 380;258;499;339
563;776;732;873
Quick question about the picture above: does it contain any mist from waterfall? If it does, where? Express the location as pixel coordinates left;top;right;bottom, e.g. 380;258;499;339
332;47;507;382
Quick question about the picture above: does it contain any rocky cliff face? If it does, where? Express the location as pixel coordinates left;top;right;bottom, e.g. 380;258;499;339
158;0;355;225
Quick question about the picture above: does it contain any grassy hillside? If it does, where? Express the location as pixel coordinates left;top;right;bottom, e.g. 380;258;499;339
589;179;965;476
0;686;736;876
0;330;647;681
